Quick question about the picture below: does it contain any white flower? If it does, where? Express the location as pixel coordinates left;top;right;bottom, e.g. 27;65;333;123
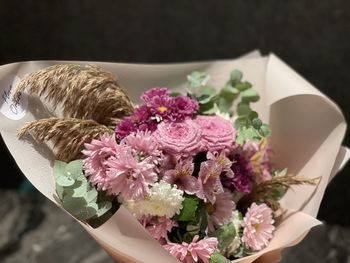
124;181;184;218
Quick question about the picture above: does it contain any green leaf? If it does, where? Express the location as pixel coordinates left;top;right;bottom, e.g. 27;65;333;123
200;85;217;96
269;185;288;201
187;71;210;88
211;223;236;252
235;81;252;92
236;127;261;144
210;251;231;263
241;88;260;103
252;118;263;129
96;201;113;217
259;124;271;137
170;91;182;97
65;160;84;179
230;70;243;84
237;103;251;116
56;175;75;187
174;196;199;221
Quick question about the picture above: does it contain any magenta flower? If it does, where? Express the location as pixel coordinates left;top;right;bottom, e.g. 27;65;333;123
242;203;275;251
163;158;200;195
194;115;236;152
106;147;157;200
139;215;177;242
198;160;224;204
171;95;199;121
141;87;171;103
163;235;218;263
206;191;236;231
153;119;203;156
115;116;137;141
82;133;119;191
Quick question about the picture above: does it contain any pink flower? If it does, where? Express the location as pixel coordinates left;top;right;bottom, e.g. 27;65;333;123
249;138;273;184
139;215;177;242
242;203;275;251
163;159;200;195
153;119;203;156
206;191;236;231
194;115;236;152
106;147;157;200
163;235;218;263
198;160;224;204
82;133;118;191
121;130;161;159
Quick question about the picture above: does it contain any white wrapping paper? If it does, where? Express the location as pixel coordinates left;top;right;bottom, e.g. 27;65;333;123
0;53;348;263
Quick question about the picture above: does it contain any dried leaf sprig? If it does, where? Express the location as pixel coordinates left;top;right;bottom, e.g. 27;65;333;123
238;174;320;212
18;117;112;162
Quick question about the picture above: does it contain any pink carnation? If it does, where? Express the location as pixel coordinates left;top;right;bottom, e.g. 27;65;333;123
194;115;236;152
242;203;275;251
82;133;118;191
163;235;218;263
153;119;203;156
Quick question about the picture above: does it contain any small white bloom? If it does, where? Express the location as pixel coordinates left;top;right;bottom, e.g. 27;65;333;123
124;181;184;218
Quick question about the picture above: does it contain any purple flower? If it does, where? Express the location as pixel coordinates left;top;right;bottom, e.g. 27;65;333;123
115;116;137;140
221;155;253;193
141;87;170;103
163;158;200;195
171;96;199;121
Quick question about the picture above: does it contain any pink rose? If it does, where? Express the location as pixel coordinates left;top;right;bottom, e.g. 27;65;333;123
153;119;203;156
194;115;236;152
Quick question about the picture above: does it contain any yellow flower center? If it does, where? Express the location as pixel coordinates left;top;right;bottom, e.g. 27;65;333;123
158;106;168;112
252;223;260;231
205;203;216;215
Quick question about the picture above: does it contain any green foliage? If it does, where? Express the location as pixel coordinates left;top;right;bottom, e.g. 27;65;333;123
210;223;236;253
186;69;271;144
187;71;210;88
54;160;118;228
210;251;231;263
174;196;199;222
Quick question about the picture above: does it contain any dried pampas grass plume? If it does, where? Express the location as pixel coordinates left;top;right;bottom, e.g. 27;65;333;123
18;117;112;162
13;64;134;127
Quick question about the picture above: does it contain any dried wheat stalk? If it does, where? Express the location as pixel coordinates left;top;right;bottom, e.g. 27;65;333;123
19;117;113;162
13;64;133;127
238;175;320;212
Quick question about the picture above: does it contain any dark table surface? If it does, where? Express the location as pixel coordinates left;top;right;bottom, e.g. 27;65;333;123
0;1;349;262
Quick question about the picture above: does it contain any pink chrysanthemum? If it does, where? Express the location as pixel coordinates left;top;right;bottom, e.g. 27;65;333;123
198;160;224;204
82;133;118;191
163;158;200;195
163;235;218;263
139;215;177;242
106;147;157;200
206;191;236;231
194;115;236;152
241;202;275;251
141;87;171;103
121;130;161;159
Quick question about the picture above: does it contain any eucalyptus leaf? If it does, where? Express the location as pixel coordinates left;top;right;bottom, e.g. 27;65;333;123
230;70;243;84
65;159;84;179
237;103;251;116
56;175;75;187
241;88;260;103
187;71;210;88
96;201;112;217
211;223;236;252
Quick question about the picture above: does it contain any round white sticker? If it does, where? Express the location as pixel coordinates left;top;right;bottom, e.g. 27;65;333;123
0;75;28;120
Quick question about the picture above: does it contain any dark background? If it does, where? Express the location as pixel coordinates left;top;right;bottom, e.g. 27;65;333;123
0;0;349;226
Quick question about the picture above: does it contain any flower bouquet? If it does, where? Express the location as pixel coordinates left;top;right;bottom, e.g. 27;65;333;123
0;52;348;263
